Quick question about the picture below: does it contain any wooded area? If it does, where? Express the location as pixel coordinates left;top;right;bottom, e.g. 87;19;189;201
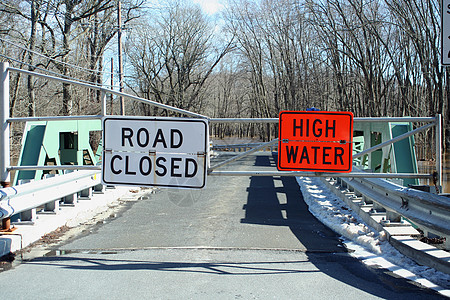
0;0;449;158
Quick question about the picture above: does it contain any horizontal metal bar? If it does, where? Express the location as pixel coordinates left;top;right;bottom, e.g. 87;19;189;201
13;115;434;125
210;118;278;123
8;115;103;123
11;166;432;179
209;117;437;124
353;122;435;159
208;170;434;179
353;117;436;123
8;165;101;171
8;67;207;119
8;67;106;92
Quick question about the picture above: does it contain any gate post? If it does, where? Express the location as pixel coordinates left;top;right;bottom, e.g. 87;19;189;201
435;114;442;192
0;62;10;188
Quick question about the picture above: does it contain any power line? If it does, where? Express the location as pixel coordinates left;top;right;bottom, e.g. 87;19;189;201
0;37;115;76
0;0;124;78
0;53;119;89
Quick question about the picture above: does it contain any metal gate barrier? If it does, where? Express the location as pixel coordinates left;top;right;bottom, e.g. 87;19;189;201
0;62;448;256
0;62;443;186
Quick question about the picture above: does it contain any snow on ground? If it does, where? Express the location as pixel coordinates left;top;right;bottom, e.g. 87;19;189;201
296;176;450;297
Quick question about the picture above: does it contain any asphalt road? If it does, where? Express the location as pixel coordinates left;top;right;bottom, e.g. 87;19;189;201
0;152;445;299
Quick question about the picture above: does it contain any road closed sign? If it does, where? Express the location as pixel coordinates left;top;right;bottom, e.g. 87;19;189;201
278;111;353;173
102;116;208;188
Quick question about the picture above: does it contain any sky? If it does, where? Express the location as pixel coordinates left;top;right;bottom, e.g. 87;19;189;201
103;0;227;87
193;0;225;15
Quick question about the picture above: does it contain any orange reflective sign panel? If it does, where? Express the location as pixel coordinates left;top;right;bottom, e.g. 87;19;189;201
278;111;354;172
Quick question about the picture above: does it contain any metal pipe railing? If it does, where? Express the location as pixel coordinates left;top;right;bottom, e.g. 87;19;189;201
8;165;101;171
8;115;103;122
209;116;437;124
209;170;434;179
7;66;208;119
435;114;443;189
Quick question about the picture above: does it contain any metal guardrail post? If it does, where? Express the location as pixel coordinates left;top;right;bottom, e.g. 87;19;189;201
79;187;92;199
62;194;76;205
93;183;104;193
44;200;60;213
19;208;36;223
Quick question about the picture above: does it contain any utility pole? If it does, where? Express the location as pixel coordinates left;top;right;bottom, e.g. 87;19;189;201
118;1;125;115
110;57;114;115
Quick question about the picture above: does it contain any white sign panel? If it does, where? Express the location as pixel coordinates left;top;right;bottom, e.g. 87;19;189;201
443;0;450;65
102;116;208;189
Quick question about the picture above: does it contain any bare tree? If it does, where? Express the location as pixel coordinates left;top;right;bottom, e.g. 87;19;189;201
126;0;234;116
1;0;448;150
76;0;142;109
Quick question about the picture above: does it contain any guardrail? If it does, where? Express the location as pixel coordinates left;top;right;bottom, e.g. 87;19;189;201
334;167;450;240
0;170;103;229
322;169;450;274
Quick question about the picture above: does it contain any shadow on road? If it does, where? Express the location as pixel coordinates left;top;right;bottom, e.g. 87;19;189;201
241;154;342;252
23;248;443;298
27;253;322;275
239;153;444;299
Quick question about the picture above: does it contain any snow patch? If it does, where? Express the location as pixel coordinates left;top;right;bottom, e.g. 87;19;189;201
296;176;450;295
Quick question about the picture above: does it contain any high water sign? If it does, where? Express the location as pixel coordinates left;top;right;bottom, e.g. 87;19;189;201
278;111;354;173
102;116;208;189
